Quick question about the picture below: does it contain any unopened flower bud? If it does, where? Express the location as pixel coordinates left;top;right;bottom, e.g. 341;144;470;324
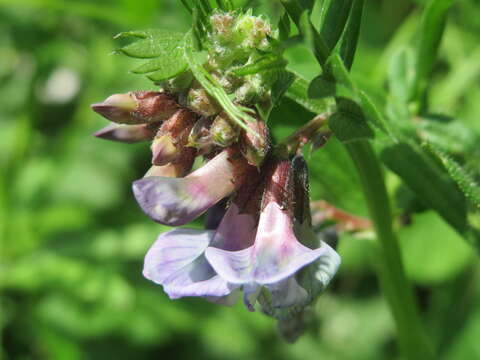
211;12;236;43
210;113;239;147
240;119;270;167
235;74;268;104
145;149;195;179
187;116;215;155
151;135;178;166
93;123;159;143
186;87;221;117
151;109;196;166
91;91;179;125
234;13;272;49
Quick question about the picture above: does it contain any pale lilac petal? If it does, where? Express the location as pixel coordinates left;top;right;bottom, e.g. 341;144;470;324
206;203;327;285
212;203;257;250
205;246;254;284
143;229;235;299
133;149;245;226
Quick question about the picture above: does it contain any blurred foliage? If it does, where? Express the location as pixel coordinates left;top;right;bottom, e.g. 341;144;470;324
1;0;479;359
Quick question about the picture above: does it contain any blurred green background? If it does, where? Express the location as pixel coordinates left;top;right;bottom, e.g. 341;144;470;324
1;0;479;359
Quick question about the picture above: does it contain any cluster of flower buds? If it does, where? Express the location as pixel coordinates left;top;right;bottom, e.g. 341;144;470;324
205;11;277;105
92;88;267;175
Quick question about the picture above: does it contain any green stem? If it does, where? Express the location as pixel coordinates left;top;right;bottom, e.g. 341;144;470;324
345;140;434;360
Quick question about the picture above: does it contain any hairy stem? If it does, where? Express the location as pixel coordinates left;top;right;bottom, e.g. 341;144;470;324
345;140;434;360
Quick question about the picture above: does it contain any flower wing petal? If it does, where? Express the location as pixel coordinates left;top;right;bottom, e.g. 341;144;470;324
143;228;234;298
133;177;212;226
133;149;245;226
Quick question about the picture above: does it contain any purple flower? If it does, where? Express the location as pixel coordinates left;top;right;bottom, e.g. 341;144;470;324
132;146;253;226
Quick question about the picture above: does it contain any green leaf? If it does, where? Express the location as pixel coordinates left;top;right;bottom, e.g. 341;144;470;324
381;142;468;234
329;100;374;142
298;11;329;67
339;0;364;70
117;29;188;82
231;55;288;76
318;0;354;53
114;29;168;39
180;0;193;14
279;0;311;25
309;54;388;135
285;75;335;115
324;52;354;87
132;51;188;80
271;70;296;105
308;74;357;100
357;91;390;134
216;0;228;10
411;0;454;102
278;11;291;41
118;30;185;59
426;143;480;209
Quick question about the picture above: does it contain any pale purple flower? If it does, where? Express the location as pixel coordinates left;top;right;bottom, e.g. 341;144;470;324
133;146;253;226
142;156;340;316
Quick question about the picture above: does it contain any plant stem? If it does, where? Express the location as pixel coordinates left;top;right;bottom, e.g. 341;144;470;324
345;140;434;360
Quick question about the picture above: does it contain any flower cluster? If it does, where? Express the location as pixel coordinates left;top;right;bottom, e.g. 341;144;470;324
91;10;340;341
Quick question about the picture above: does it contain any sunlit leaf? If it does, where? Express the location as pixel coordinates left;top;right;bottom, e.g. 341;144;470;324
118;30;185;59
